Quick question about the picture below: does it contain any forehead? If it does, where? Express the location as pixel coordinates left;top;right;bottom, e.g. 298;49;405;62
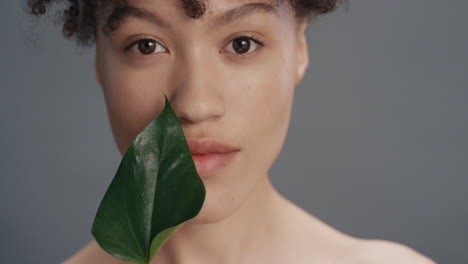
121;0;284;29
126;0;281;14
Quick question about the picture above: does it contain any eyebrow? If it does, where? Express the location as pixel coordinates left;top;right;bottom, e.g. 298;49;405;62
119;2;278;30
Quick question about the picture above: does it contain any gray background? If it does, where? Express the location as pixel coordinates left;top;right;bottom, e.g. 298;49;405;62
1;0;467;263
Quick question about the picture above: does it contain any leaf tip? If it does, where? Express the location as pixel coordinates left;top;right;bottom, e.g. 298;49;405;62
162;92;169;105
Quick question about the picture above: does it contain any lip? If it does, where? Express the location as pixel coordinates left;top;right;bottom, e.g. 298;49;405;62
187;139;240;178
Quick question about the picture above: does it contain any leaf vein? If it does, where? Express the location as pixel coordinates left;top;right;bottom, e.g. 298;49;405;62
123;183;147;260
99;236;144;263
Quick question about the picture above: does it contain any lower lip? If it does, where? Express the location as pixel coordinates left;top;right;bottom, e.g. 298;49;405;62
191;151;238;178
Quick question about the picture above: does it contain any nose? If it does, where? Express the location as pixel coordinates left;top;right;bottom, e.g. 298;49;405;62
169;49;225;125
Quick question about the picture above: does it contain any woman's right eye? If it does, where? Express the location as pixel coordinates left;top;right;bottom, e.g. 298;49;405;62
125;38;167;55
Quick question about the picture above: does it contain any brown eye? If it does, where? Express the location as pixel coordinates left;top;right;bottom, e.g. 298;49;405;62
232;37;251;54
224;36;263;55
126;38;166;55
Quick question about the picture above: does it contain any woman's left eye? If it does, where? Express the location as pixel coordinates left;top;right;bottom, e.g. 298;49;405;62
223;36;265;55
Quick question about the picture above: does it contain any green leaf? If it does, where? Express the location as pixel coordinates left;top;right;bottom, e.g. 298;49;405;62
91;93;206;264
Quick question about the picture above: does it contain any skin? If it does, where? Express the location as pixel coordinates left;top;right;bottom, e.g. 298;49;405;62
62;0;437;263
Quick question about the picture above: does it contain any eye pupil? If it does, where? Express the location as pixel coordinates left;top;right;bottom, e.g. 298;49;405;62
232;37;250;54
138;40;156;54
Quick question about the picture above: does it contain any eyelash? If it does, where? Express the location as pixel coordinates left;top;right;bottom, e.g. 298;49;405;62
124;35;265;56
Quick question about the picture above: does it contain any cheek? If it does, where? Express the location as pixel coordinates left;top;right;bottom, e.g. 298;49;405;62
101;65;167;154
237;48;297;173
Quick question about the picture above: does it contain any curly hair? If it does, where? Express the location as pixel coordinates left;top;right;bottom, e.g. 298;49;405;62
27;0;346;47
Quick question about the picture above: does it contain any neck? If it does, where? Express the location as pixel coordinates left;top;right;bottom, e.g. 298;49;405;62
153;174;289;264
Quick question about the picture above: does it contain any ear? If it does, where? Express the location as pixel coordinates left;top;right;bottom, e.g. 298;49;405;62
295;20;310;87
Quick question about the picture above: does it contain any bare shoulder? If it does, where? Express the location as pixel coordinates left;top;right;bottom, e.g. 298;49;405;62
61;240;125;264
337;239;436;264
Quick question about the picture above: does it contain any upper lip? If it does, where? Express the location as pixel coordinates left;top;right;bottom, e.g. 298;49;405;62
186;138;240;155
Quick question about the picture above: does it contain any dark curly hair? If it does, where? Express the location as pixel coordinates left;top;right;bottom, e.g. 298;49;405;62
26;0;347;47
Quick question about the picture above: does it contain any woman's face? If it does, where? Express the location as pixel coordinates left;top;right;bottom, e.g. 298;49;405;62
95;0;309;223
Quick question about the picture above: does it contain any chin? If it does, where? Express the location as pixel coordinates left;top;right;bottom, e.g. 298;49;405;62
186;181;242;225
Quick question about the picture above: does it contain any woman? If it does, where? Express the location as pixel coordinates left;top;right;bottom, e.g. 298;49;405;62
28;0;436;263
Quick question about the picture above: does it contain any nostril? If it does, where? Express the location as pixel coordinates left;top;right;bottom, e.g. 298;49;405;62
170;94;225;124
178;115;192;124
